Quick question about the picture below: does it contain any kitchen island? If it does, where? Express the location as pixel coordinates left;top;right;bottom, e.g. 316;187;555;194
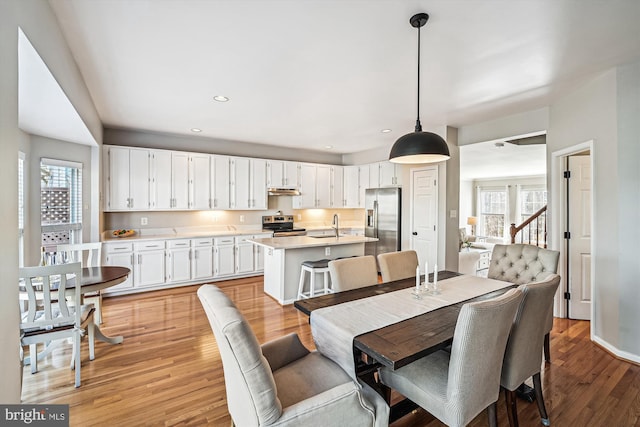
249;235;378;305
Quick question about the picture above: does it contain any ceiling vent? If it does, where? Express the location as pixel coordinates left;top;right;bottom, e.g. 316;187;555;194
505;134;546;146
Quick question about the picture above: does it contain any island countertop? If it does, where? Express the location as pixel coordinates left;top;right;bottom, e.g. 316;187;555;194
248;235;378;250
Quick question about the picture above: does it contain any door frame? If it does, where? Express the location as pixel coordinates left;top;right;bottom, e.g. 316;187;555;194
550;140;595;332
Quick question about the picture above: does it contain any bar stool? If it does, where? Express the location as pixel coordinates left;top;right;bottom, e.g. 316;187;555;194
297;259;331;299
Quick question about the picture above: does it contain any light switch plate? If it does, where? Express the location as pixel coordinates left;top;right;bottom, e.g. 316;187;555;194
141;217;148;225
325;247;331;256
450;210;457;219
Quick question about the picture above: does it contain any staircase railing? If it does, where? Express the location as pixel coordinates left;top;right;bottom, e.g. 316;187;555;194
510;205;547;248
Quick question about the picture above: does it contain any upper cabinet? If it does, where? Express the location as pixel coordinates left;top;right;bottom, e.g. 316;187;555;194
104;146;151;211
293;163;334;209
211;154;231;210
378;161;403;187
230;157;267;210
266;160;300;189
331;166;343;209
189;153;211;210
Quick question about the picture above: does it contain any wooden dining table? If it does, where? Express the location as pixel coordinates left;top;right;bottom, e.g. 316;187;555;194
294;270;516;421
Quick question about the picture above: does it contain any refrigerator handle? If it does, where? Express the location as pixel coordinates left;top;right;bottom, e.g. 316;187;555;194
373;200;379;238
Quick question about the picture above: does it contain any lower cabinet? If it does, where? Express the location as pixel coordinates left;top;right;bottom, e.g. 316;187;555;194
103;233;266;295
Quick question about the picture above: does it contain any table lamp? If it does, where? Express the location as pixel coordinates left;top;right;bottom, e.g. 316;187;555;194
467;216;478;236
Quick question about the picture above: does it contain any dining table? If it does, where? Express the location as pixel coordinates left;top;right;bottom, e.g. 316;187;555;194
294;270;516;422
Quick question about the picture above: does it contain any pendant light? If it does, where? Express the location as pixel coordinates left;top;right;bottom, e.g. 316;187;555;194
389;13;450;164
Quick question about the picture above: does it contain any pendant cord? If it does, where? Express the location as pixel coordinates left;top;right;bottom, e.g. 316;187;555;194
415;25;422;132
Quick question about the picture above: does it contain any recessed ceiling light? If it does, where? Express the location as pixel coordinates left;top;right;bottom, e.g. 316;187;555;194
191;128;202;133
381;129;392;133
325;145;333;149
213;95;229;102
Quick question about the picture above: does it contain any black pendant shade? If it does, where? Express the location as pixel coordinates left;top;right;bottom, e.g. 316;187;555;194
389;13;450;164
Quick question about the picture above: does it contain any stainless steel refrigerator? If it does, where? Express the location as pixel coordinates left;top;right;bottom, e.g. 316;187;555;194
365;188;401;263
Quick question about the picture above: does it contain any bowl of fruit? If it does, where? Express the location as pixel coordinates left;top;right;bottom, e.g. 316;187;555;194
112;229;136;238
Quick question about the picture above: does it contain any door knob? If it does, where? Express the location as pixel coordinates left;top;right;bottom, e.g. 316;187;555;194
412;232;418;235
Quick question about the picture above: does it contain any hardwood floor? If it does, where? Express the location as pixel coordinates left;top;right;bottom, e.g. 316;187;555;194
21;277;640;426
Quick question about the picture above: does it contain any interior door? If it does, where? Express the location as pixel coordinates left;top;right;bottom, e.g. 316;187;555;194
411;167;438;274
568;154;592;320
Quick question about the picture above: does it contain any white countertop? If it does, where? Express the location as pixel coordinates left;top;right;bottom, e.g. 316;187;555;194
248;235;377;250
102;227;269;243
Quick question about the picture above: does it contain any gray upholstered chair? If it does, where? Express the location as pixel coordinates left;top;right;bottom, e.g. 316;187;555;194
458;251;481;276
328;255;379;292
377;250;418;283
501;274;561;427
379;288;524;427
197;284;388;427
488;244;560;362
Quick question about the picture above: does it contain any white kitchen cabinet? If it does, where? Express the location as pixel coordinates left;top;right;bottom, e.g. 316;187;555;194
235;235;254;274
252;233;271;271
102;242;134;292
151;149;172;210
134;241;166;288
190;153;211;209
166;239;191;283
368;162;380;189
214;237;236;277
171;152;190;209
378;161;402;187
191;238;213;280
293;163;332;208
331;166;343;208
231;157;267;210
211;154;231;209
343;165;360;208
267;160;300;189
105;146;151;211
359;165;370;208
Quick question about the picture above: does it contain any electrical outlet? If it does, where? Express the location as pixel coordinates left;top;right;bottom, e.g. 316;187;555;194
325;247;330;256
298;214;302;220
141;217;148;225
240;215;245;223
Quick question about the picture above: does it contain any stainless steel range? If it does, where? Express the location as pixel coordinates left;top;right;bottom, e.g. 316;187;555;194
262;215;306;237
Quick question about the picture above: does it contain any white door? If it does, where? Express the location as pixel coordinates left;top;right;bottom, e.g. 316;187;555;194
411;167;438;274
190;154;211;210
568;154;592;320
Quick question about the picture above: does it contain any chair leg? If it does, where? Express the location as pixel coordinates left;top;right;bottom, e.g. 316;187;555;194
88;323;96;361
29;344;37;374
297;268;307;299
74;333;81;388
487;401;498;427
544;333;551;362
505;388;519;427
533;373;550;426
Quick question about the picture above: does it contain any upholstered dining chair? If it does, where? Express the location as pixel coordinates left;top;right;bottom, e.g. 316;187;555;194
377;250;418;283
19;262;95;388
57;242;104;324
328;255;379;292
197;284;388;427
501;274;561;427
458;251;482;276
379;288;524;427
487;244;560;362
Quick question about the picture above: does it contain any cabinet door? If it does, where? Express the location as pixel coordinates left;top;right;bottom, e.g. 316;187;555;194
236;243;254;274
368;162;380;189
171;152;190;209
315;165;331;208
107;146;131;211
214;245;236;276
152;150;172;210
343;166;360;208
295;164;317;208
192;245;213;279
135;250;166;287
358;165;370;208
190;154;211;209
284;161;300;188
267;160;284;188
231;157;250;210
129;149;151;210
251;159;267;209
103;251;134;291
379;161;401;186
331;166;343;208
166;247;191;283
212;155;230;209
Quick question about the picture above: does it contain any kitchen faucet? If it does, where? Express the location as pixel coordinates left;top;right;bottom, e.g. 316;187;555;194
332;213;339;238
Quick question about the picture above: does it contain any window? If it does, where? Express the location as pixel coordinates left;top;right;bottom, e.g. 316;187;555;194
480;189;506;238
519;188;547;244
40;158;83;250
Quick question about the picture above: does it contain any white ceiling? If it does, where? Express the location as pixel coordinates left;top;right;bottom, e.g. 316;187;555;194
47;0;640;157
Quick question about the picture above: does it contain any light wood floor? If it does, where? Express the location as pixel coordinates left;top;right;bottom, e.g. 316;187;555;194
21;277;640;426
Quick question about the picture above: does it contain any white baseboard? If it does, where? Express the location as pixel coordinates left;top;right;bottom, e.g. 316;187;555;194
592;334;640;365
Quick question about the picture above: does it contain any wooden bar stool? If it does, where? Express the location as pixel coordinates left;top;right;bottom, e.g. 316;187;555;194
297;259;331;299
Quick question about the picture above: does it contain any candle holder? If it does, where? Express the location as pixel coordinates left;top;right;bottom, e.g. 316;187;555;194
411;287;423;299
430;280;441;295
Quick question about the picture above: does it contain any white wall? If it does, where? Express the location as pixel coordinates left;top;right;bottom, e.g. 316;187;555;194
0;0;102;401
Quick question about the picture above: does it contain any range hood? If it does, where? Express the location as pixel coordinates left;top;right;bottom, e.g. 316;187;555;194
268;188;301;196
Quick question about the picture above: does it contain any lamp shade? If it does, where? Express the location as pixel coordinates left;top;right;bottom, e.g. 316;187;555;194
467;216;478;226
389;131;450;164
